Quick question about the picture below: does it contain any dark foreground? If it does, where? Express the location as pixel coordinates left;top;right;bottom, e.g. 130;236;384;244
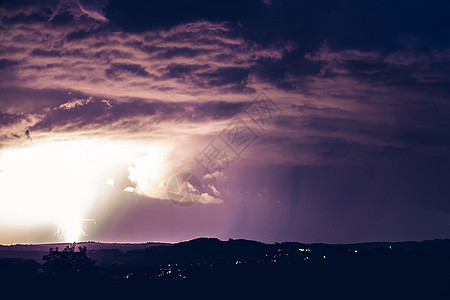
1;238;450;299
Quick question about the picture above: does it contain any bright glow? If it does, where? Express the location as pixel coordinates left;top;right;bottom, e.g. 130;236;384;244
127;146;167;198
0;138;169;243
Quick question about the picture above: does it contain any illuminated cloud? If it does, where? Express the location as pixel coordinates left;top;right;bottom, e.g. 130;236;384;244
123;187;136;193
57;97;93;110
208;184;221;197
203;171;225;180
198;192;223;204
49;0;108;23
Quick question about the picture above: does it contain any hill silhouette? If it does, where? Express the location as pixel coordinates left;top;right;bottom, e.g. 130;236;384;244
1;238;450;298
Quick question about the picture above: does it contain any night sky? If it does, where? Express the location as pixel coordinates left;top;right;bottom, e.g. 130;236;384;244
0;0;450;245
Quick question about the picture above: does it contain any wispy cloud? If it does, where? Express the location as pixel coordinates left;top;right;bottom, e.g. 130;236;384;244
1;0;450;170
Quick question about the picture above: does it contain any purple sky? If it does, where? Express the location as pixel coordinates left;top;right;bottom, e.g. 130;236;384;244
1;0;450;244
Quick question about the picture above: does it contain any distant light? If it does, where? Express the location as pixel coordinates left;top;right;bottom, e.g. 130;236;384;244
354;250;358;253
123;187;136;193
323;256;326;259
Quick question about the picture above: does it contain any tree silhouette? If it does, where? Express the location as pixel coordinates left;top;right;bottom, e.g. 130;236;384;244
43;243;97;276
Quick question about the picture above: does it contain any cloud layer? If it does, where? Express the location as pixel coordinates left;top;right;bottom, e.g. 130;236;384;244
1;0;450;243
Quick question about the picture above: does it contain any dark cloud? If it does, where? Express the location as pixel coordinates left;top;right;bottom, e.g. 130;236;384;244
48;11;75;26
104;0;450;50
0;4;291;99
221;84;255;94
30;49;62;57
196;101;246;119
198;67;249;86
0;111;24;127
30;98;250;132
0;58;18;69
93;49;132;62
0;87;88;113
105;63;152;80
162;63;208;79
253;53;322;88
105;0;248;32
30;98;112;131
1;11;50;24
155;47;211;60
66;27;103;41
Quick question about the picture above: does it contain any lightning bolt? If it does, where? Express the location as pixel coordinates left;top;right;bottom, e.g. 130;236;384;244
54;224;64;240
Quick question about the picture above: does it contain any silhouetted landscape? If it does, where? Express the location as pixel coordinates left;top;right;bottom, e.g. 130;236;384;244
1;238;450;298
